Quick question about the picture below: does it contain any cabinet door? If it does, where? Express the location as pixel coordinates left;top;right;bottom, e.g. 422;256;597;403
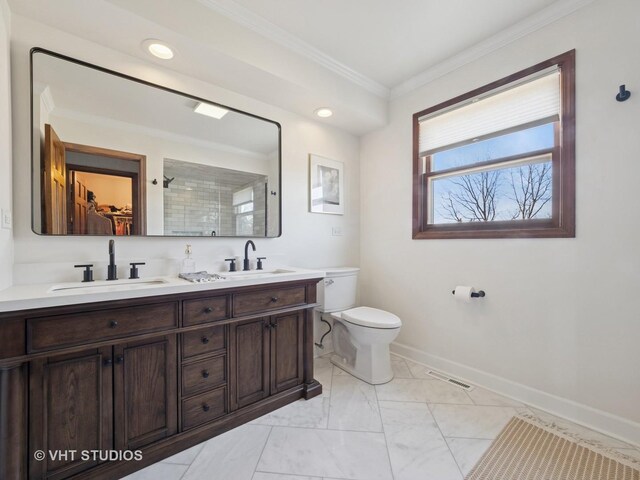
113;335;177;450
270;311;304;394
229;317;270;410
29;347;113;480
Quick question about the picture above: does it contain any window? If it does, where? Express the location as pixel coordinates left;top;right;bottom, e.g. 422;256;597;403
412;50;575;239
233;186;254;235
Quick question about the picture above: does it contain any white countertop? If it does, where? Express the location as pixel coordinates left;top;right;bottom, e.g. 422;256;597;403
0;267;326;313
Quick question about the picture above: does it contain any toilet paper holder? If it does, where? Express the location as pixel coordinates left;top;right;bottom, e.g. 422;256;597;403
451;289;486;298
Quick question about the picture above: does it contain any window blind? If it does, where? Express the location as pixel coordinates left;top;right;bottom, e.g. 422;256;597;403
233;187;253;206
419;69;560;156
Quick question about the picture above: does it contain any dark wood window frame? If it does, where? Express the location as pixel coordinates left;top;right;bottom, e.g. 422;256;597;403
412;50;575;239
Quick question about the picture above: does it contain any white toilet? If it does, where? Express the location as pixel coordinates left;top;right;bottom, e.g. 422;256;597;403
317;267;401;384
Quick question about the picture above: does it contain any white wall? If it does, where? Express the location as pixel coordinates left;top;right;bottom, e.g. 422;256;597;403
360;0;640;443
10;15;359;283
0;0;12;291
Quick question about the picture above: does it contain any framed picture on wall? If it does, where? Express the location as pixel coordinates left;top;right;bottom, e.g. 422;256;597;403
309;154;344;215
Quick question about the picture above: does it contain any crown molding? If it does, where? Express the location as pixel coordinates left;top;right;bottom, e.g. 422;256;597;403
196;0;390;99
390;0;596;99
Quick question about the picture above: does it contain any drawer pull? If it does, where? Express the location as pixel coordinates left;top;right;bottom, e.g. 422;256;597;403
103;358;113;366
109;320;118;328
204;307;213;314
202;403;210;412
201;370;210;378
270;297;279;303
201;336;210;344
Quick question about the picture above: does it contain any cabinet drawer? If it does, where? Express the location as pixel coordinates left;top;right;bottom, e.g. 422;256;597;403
27;303;178;353
182;387;227;430
182;355;226;396
182;325;225;359
183;296;228;326
233;286;306;317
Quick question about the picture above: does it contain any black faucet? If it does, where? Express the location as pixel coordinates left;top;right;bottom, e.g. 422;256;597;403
107;239;118;281
243;240;256;271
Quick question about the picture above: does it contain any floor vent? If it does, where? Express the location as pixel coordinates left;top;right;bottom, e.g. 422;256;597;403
426;370;474;391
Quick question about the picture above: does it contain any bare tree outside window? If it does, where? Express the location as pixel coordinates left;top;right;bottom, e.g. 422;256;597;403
508;163;552;220
436;155;552;223
440;170;501;222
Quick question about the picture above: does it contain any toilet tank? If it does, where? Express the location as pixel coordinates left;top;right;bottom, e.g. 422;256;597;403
317;267;359;313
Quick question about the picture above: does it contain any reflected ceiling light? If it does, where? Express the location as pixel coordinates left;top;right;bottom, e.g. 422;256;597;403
314;107;333;118
194;102;229;119
142;39;174;60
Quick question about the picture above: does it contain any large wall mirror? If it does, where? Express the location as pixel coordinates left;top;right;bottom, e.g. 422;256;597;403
31;49;281;237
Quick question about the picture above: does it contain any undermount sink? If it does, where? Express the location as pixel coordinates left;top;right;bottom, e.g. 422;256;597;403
222;269;295;279
48;279;170;294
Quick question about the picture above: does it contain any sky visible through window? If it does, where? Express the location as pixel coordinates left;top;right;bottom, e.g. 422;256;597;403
430;123;554;224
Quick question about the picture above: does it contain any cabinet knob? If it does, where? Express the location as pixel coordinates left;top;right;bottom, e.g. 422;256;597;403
271;322;278;329
264;322;271;329
110;320;118;328
104;358;113;366
202;404;210;412
202;370;210;378
201;336;210;344
115;355;124;364
204;307;213;314
270;297;278;303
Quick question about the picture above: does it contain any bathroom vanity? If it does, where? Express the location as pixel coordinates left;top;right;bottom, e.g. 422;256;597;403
0;271;323;479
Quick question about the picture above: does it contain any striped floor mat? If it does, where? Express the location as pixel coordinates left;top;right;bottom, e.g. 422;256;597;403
467;417;640;480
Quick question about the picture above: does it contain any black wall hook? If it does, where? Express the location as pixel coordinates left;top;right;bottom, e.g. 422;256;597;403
616;84;631;102
152;179;158;185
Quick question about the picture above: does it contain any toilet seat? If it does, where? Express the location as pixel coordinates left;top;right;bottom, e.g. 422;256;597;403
339;306;402;329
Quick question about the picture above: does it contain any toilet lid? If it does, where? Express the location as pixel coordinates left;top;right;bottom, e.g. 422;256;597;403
341;306;402;329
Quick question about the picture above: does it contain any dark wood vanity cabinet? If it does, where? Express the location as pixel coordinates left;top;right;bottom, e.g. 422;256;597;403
270;311;304;394
28;335;178;479
29;347;114;480
229;311;304;410
0;278;322;480
230;317;270;409
113;335;178;450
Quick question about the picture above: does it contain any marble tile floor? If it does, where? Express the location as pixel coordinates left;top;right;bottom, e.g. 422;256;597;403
123;354;640;480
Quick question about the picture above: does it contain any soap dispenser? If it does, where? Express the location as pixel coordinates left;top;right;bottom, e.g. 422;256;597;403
181;244;196;274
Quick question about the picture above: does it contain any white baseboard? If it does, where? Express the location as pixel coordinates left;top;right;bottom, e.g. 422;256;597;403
391;341;640;448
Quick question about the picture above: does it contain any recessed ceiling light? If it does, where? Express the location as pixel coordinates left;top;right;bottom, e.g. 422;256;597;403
314;108;333;118
194;102;229;119
142;39;174;60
